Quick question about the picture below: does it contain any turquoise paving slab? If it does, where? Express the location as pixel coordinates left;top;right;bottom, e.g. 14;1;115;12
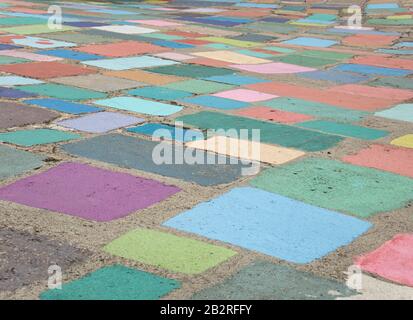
0;129;81;146
82;56;179;70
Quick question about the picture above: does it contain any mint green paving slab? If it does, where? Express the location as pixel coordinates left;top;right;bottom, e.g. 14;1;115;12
148;64;234;78
297;120;389;140
299;50;353;60
94;97;182;116
263;97;367;122
0;145;45;180
177;111;343;151
0;24;78;35
82;56;179;70
369;77;413;90
264;46;296;53
18;84;107;101
250;158;413;217
0;56;28;64
0;17;47;26
40;265;180;300
273;54;338;67
163;79;234;94
0;129;80;146
104;229;237;274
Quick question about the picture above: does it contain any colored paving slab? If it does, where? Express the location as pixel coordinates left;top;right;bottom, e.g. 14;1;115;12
0;101;58;129
375;104;413;123
355;234;413;287
127;123;203;142
82;56;179;70
163;79;234;94
250;158;413;218
391;135;413;149
18;84;107;101
74;41;167;57
61;134;246;186
0;129;80;147
0;145;44;180
40;265;180;300
24;99;102;114
0;228;88;292
164;187;371;264
177;111;343;152
234;106;313;124
104;229;236;274
0;162;180;222
192;261;356;300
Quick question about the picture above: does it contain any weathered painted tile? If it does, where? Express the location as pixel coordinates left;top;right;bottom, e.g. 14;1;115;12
105;229;236;274
163;79;234;94
281;37;338;47
57;111;144;133
105;69;183;85
356;234;413;287
299;70;370;84
192;261;356;300
202;74;269;85
40;265;180;300
0;24;78;35
24;99;102;114
18;84;107;100
332;64;412;77
0;86;37;99
0;76;43;86
375;104;413;123
92;25;157;34
82;56;179;70
75;41;167;57
36;49;104;61
61;134;246;186
230;62;315;74
0;101;58;129
127;123;203;142
234;106;313;124
391;134;413;149
0;228;88;292
0;129;80;146
179;96;248;110
0;162;180;222
212;89;277;102
164;187;371;263
193;50;270;64
250;158;413;217
0;145;44;180
147;64;234;78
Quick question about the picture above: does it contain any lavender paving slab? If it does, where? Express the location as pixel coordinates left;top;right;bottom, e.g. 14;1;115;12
61;134;246;186
57;112;145;133
0;86;38;99
40;265;180;300
0;129;80;147
0;102;59;130
0;145;45;180
164;187;371;263
0;228;88;292
192;261;356;300
0;162;180;222
24;99;102;114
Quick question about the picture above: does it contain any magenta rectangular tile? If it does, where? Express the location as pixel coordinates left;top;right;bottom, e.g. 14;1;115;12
0;162;180;222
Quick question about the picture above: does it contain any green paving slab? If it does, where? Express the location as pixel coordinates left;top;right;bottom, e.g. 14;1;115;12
192;260;355;300
273;54;339;67
0;56;28;64
40;265;180;300
163;79;234;94
263;97;368;122
0;24;78;35
148;64;235;78
263;46;296;53
44;32;117;44
198;37;261;48
0;17;47;26
0;145;44;180
177;111;343;152
243;22;297;34
297;120;389;140
104;229;237;274
18;84;107;101
250;158;413;217
369;77;413;90
0;129;81;146
298;50;353;60
368;18;413;25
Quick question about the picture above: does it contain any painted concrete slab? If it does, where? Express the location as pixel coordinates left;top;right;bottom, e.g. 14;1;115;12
147;64;234;78
75;41;167;57
82;56;179;70
180;95;248;110
0;76;43;86
230;62;315;74
40;265;180;300
18;84;107;101
104;229;236;274
192;261;356;300
0;162;180;222
0;86;38;99
375;104;413;123
0;129;80;146
61;134;246;186
57;112;145;133
250;158;413;217
24;99;102;114
212;89;277;102
163;79;234;94
281;37;338;47
164;187;371;263
234;106;313;124
128;86;192;101
0;101;59;129
391;135;413;149
127;123;204;142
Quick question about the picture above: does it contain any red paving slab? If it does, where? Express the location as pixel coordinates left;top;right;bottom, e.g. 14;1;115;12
350;56;413;71
0;61;96;79
342;34;399;48
74;41;168;57
327;84;413;102
233;106;313;124
342;144;413;179
246;82;397;111
356;234;413;287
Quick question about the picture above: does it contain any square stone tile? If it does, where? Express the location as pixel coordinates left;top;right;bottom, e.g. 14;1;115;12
0;129;80;146
0;145;44;180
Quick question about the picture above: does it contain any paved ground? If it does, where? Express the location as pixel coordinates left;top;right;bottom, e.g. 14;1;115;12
0;0;413;300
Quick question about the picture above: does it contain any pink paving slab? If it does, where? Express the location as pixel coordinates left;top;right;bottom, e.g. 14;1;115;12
233;106;313;124
212;89;277;102
355;234;413;287
350;56;413;71
229;62;316;74
0;50;62;61
0;162;180;222
342;144;413;179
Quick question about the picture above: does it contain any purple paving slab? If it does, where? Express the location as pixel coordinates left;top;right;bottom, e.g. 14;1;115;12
56;111;145;133
0;86;38;99
0;162;180;222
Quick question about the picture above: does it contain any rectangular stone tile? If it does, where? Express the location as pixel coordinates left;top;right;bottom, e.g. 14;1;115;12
40;265;180;300
391;134;413;149
0;101;58;129
24;98;102;114
104;69;184;85
0;75;43;86
250;158;413;217
193;50;270;64
18;84;107;100
61;134;246;186
126;123;203;142
0;129;80;146
179;95;249;110
375;104;413;123
177;111;343;152
234;106;313;124
0;162;180;222
164;187;371;263
92;25;157;34
163;79;234;94
332;64;412;77
230;62;315;74
281;37;338;47
75;41;167;57
147;64;234;78
128;86;192;101
0;86;37;99
104;229;236;274
0;145;44;180
36;49;104;61
82;56;179;70
0;24;78;35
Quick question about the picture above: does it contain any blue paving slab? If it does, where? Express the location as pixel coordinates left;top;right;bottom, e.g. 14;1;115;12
367;3;399;9
0;76;43;86
0;87;37;99
127;123;204;142
281;37;338;48
298;70;371;84
202;74;269;85
163;187;371;264
64;21;109;28
0;44;21;50
332;64;412;76
128;86;193;101
24;99;102;114
82;56;180;70
152;40;195;49
179;96;249;110
375;104;413;123
36;49;104;61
